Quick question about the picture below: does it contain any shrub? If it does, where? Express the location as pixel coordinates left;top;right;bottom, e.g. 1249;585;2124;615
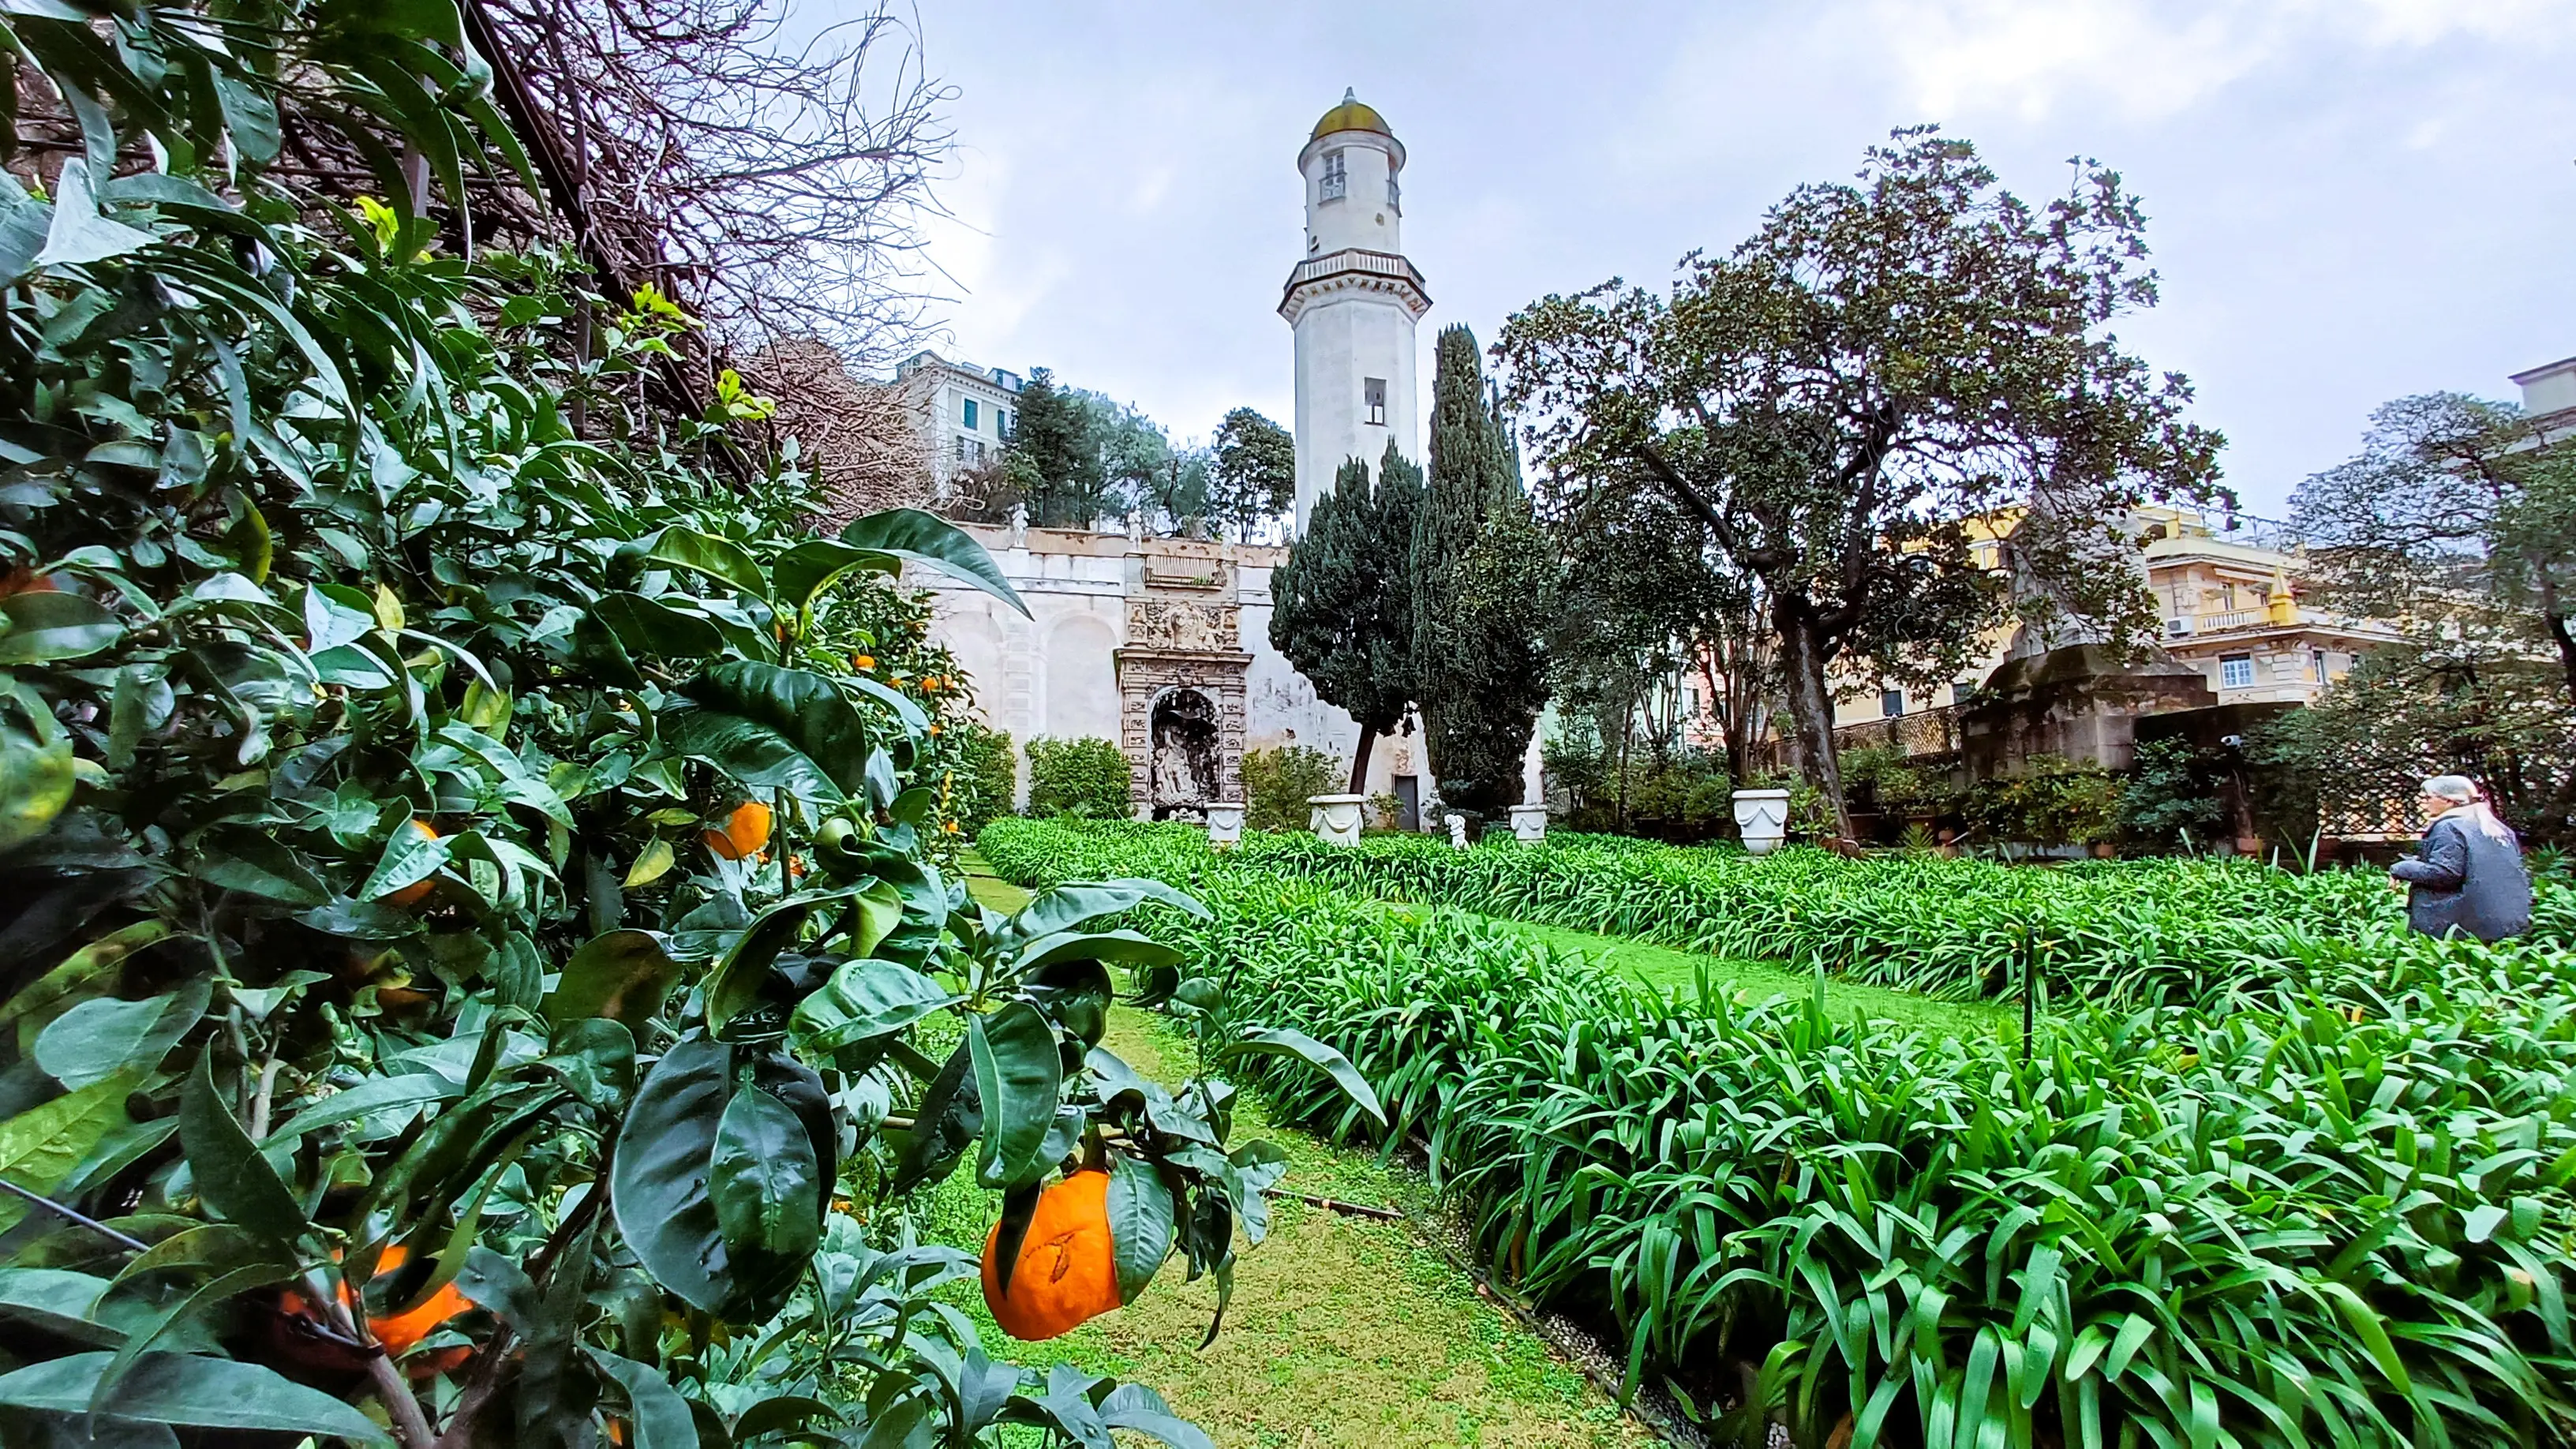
950;721;1018;833
1242;743;1341;831
1544;726;1733;841
1025;735;1133;818
2120;736;2226;847
1964;754;2124;846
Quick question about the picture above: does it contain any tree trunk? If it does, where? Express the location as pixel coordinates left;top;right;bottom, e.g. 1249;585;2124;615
1347;725;1377;795
1774;607;1854;840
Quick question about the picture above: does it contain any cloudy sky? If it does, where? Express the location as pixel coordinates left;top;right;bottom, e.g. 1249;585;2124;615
885;0;2574;515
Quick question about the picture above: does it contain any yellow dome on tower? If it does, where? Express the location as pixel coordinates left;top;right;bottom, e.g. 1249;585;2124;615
1310;88;1393;142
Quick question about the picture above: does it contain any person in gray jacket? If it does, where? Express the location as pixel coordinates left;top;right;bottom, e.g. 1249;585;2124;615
2387;776;2533;942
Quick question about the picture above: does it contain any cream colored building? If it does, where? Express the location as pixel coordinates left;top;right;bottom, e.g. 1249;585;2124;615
1820;507;2403;754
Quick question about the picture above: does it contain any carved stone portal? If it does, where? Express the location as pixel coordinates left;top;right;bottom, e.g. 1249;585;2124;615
1118;594;1249;818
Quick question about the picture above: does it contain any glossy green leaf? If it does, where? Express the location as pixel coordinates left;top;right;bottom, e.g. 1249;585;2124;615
587;1347;702;1449
1017;928;1183;974
968;1001;1062;1190
771;539;897;612
177;1054;307;1245
1212;1028;1385;1128
0;1354;388;1443
594;591;726;660
610;1031;732;1312
0;590;122;665
648;527;767;599
837;507;1029;618
545;929;680;1035
0;1074;137;1235
32;982;206;1089
667;661;875;802
1106;1153;1174;1305
709;1083;822;1267
358;820;447;903
789;956;960;1054
0;922;168;1038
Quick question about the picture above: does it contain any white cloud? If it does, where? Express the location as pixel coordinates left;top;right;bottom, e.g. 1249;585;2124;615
1858;0;2572;124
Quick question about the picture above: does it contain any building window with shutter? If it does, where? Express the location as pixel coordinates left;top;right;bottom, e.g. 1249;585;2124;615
1364;377;1386;426
963;399;978;431
2220;653;2254;689
2312;649;2329;683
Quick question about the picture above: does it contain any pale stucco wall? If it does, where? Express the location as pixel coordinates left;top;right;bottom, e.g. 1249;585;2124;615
1290;292;1421;529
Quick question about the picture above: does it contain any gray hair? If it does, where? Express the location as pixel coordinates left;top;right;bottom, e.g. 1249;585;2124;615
2421;775;2480;803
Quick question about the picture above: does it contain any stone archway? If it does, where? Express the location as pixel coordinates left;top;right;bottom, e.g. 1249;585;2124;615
1148;687;1221;820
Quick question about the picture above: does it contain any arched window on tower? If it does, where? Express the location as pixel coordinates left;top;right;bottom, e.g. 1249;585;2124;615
1319;150;1346;202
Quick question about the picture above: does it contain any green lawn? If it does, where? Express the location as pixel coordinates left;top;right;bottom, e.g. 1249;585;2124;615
913;1005;1647;1448
1462;913;2015;1043
959;848;1032;914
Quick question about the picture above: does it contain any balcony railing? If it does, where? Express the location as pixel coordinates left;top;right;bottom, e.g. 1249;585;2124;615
2167;607;2275;636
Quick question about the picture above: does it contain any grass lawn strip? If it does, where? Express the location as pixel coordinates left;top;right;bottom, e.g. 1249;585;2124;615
949;867;1647;1447
1460;912;2015;1041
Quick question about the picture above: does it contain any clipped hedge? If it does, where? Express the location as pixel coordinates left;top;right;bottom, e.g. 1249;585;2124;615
979;818;2576;1449
1024;734;1133;818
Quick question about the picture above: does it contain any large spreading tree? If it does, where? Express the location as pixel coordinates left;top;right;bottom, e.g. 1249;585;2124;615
1271;443;1424;791
1499;129;2222;835
1416;325;1555;818
2290;392;2576;707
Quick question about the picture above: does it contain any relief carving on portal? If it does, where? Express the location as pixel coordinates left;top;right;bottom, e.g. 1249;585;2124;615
1125;599;1237;654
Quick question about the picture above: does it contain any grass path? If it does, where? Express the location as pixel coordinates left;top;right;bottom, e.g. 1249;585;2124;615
942;855;1648;1448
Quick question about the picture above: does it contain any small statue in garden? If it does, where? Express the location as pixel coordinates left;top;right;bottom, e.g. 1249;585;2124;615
1447;813;1470;849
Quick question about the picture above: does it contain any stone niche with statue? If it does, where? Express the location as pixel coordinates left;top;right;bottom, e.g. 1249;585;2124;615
1116;564;1250;821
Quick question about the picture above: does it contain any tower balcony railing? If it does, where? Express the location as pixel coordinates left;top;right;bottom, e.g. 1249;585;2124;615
1282;248;1428;294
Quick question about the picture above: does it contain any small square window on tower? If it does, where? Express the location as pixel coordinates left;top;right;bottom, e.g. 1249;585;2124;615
1364;377;1387;426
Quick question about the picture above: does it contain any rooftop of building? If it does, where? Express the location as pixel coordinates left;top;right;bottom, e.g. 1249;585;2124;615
892;350;1024;394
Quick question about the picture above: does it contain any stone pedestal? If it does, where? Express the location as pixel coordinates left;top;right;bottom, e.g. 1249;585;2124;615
1204;801;1244;848
1732;788;1791;856
1509;804;1548;843
1309;793;1367;847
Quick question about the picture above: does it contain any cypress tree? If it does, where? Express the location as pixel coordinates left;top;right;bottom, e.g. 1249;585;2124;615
1270;442;1420;792
1414;325;1553;819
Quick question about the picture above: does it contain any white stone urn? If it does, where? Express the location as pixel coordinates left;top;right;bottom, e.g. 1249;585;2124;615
1308;793;1367;847
1445;813;1470;849
1509;804;1548;843
1204;801;1244;848
1732;787;1792;856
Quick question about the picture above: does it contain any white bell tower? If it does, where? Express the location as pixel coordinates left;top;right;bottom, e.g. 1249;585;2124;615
1281;89;1430;530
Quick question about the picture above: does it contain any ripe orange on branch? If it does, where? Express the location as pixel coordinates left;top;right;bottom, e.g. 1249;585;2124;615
705;800;773;860
980;1169;1121;1340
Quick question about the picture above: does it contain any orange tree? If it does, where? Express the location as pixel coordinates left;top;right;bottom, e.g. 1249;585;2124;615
0;5;1375;1446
